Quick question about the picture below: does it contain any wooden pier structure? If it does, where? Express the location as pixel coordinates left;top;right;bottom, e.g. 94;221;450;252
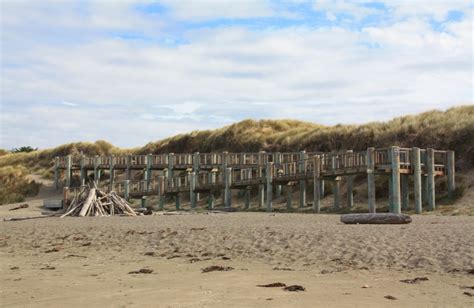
54;147;455;214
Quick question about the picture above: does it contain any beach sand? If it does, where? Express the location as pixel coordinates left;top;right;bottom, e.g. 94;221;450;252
1;207;473;307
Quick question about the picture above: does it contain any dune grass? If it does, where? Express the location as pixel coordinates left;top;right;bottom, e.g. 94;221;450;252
0;166;41;205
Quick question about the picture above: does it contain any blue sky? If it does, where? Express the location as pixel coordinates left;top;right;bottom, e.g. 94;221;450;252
1;0;473;149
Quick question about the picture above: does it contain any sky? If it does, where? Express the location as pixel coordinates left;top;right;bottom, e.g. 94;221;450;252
0;0;473;149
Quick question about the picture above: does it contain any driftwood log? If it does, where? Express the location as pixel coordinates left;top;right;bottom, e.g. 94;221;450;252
340;213;412;224
61;185;137;217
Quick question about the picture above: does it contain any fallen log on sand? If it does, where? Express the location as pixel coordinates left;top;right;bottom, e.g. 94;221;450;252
340;213;412;224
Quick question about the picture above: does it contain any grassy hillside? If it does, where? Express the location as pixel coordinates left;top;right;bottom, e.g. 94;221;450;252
140;105;474;167
0;105;473;204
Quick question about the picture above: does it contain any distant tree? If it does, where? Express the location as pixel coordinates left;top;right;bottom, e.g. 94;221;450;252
11;146;38;153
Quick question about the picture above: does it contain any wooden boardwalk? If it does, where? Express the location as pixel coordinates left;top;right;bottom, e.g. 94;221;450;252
55;147;455;214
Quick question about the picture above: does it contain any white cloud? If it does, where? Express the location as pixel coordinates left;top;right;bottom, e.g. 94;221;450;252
0;1;472;149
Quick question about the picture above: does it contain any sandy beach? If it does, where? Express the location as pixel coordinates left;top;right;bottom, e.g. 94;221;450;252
1;207;473;307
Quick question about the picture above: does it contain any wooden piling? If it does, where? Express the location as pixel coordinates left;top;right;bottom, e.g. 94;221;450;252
333;178;341;210
109;155;114;191
258;151;266;207
286;184;293;209
313;155;321;213
80;154;86;186
299;151;306;208
331;156;340;210
94;155;99;185
367;147;376;213
126;154;132;180
390;146;401;214
63;186;70;209
66;155;72;188
124;180;130;201
175;194;181;210
426;148;436;211
193;152;200;201
224;167;232;208
401;174;409;210
346;150;354;208
274;152;282;198
146;154;152;190
189;172;197;209
266;162;273;212
244;186;251;209
167;153;174;178
412;147;422;214
346;176;354;208
447;150;455;198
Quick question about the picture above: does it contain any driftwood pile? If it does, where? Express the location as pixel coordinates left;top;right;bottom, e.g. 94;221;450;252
61;186;136;217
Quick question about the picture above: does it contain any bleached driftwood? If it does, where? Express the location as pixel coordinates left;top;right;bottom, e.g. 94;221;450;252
61;186;137;217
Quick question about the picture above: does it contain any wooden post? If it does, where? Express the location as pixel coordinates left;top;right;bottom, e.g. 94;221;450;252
222;152;228;206
390;146;401;214
54;157;59;189
109;155;114;191
189;172;197;209
320;180;325;198
146;154;152;190
426;148;436;211
141;196;147;209
62;186;70;210
208;170;217;209
193;152;200;202
168;153;174;178
266;162;273;212
126;154;132;180
331;156;340;210
66;155;72;188
94;155;99;185
258;151;265;207
175;194;181;210
286;184;293;209
80;155;86;186
313;155;321;213
447;150;455;198
346;176;354;208
367;147;376;213
224;167;232;208
346;150;354;208
124;180;130;201
299;150;306;208
412;147;422;214
401;174;409;210
158;176;165;210
274;152;282;198
333;178;341;210
244;186;251;209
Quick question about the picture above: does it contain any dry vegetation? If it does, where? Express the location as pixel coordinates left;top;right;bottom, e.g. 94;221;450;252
140;105;474;168
0;105;473;205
